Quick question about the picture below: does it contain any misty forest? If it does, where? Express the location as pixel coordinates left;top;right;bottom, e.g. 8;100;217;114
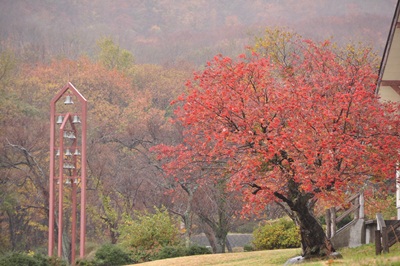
1;0;399;265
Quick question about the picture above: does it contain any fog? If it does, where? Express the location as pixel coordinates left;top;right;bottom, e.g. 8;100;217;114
0;0;397;65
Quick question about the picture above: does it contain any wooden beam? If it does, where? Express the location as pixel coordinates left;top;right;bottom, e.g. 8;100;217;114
375;230;382;255
380;80;400;95
381;80;400;86
336;205;359;224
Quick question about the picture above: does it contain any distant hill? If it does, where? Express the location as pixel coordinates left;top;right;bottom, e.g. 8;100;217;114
0;0;396;65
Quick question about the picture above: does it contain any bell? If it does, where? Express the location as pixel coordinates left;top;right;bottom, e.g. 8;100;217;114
63;163;74;169
72;115;81;124
74;149;81;156
56;149;60;156
65;149;72;156
63;131;69;138
74;178;79;184
69;132;76;139
64;95;73;105
65;179;71;185
56;115;63;124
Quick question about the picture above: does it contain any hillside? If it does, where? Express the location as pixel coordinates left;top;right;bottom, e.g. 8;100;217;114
0;0;397;65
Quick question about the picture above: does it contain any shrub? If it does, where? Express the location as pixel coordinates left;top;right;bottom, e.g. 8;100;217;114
129;247;153;263
119;206;181;251
153;245;186;260
94;243;134;266
0;252;67;266
36;254;67;266
252;217;301;250
118;207;209;262
0;253;39;266
151;244;211;261
75;258;98;266
243;244;255;252
185;245;212;256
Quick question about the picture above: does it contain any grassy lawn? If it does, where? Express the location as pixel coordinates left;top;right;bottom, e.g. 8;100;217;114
131;243;400;266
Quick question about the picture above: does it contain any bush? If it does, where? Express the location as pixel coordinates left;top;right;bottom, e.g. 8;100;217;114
151;244;211;260
252;217;301;250
94;244;134;266
0;253;39;266
153;246;187;260
117;207;210;263
75;258;98;266
119;206;181;251
0;252;67;266
185;245;211;256
129;247;152;263
243;244;255;252
36;254;67;266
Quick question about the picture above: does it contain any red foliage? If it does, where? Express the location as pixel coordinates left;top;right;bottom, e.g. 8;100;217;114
156;39;400;217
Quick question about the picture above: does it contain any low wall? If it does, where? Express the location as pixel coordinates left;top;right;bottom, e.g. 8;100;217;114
190;233;253;248
331;219;365;249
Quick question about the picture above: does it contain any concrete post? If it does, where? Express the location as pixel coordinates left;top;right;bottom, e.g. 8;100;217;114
330;207;336;237
359;192;365;220
326;209;331;238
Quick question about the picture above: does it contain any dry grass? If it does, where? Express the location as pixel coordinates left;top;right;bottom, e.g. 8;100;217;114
128;243;400;266
131;248;300;266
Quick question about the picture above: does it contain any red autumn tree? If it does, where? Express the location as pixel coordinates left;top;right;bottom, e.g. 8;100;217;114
156;38;400;258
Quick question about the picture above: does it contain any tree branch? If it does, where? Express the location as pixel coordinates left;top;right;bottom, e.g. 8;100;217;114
273;191;293;208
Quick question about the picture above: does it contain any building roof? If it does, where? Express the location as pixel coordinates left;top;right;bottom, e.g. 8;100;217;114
376;0;400;101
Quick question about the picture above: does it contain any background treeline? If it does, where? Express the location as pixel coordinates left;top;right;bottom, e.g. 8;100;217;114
0;0;397;261
0;0;395;65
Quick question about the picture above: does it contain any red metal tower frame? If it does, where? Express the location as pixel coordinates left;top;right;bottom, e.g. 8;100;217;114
49;83;87;264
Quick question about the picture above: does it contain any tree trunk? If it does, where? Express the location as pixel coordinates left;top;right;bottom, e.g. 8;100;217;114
199;216;229;253
215;231;226;253
7;210;16;250
275;180;335;258
292;201;335;258
203;225;217;253
179;183;197;248
183;210;192;248
226;237;233;252
110;222;119;244
62;230;71;263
